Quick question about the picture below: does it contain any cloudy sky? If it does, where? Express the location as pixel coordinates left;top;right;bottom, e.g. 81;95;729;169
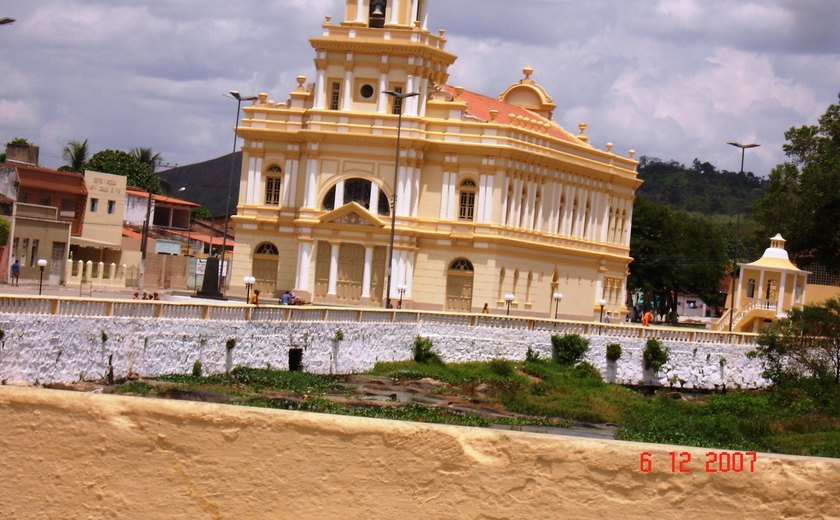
1;0;838;177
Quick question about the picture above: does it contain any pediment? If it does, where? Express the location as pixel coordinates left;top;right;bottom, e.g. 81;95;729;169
319;201;386;228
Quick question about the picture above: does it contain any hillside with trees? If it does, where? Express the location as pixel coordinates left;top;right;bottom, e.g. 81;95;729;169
636;156;766;216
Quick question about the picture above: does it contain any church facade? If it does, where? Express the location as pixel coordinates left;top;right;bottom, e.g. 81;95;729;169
230;0;641;320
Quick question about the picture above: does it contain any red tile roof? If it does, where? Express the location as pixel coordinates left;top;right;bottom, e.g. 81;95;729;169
442;85;579;144
16;165;87;195
126;187;200;207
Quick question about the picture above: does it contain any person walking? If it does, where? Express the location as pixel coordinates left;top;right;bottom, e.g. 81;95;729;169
10;259;20;286
642;310;653;327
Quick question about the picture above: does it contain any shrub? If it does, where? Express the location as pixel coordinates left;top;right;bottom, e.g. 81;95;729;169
525;346;541;363
226;338;236;350
643;338;669;372
551;334;589;365
333;329;344;341
192;360;203;378
574;361;602;382
489;358;515;377
606;343;622;362
413;336;442;364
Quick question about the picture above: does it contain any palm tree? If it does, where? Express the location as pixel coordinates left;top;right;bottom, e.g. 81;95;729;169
59;139;89;172
130;147;162;171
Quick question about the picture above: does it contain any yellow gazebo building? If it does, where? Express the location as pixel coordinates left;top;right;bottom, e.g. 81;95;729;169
725;234;810;333
230;0;641;320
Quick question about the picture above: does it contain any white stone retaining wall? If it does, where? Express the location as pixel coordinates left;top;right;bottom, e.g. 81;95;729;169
0;314;768;389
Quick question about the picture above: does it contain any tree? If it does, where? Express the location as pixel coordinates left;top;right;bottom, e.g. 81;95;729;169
0;218;9;246
754;93;840;272
191;206;213;220
757;297;840;386
629;198;729;322
84;149;158;193
130;147;162;170
59;139;89;172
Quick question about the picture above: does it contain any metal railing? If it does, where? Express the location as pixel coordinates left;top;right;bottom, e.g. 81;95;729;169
0;295;759;345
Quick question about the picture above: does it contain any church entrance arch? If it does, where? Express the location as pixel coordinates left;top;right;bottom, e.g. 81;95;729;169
252;242;279;295
315;241;384;305
445;258;474;312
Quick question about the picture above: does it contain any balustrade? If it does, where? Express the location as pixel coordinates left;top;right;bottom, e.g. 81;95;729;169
0;295;758;345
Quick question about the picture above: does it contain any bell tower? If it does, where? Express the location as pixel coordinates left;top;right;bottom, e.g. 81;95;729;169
343;0;429;30
310;0;454;118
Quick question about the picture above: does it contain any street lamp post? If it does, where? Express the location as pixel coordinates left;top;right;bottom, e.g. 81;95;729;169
382;90;419;309
138;186;154;291
37;259;47;295
396;284;407;309
504;293;515;316
220;91;259;296
726;141;760;333
244;275;256;304
552;292;563;320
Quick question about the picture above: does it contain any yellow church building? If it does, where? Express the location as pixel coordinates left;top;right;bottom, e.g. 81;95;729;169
230;0;641;320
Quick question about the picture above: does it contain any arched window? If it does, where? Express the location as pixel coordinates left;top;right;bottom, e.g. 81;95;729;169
458;179;477;221
265;165;282;206
322;178;390;215
449;258;474;272
255;242;279;255
570;198;579;236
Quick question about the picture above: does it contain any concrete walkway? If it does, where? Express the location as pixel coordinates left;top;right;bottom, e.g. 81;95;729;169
0;281;246;305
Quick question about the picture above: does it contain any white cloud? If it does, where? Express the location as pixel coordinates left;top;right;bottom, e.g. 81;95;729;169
0;0;837;179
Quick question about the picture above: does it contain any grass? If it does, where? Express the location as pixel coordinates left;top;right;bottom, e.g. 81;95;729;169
108;361;840;458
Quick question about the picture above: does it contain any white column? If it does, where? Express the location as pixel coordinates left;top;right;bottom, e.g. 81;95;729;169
404;71;418;116
282;158;298;207
777;273;786;313
390;0;401;24
561;185;571;236
342;60;353;110
405;251;415;299
294;241;312;291
246;156;256;204
314;68;327;109
439;171;452;220
577;190;588;239
477;174;491;223
511;178;523;228
361;246;374;298
799;274;808;305
369;182;380;214
377;71;389;114
335;180;345;208
500;177;510;227
412;166;420;218
757;269;766;304
623;201;634;246
328;243;340;296
355;0;365;22
418;77;429;117
303;156;319;208
598;194;610;242
525;181;536;230
549;183;560;235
